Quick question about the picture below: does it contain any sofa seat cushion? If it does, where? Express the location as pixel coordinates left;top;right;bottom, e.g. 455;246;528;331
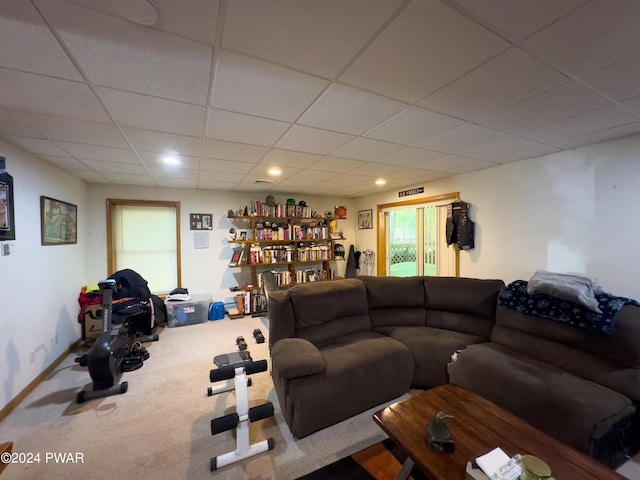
447;343;636;454
377;326;485;388
277;331;413;438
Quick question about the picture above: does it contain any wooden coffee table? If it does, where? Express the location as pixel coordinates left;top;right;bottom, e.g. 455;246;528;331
373;384;625;480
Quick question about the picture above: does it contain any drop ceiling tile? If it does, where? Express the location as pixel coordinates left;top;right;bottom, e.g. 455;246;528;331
340;0;508;102
418;48;569;120
138;152;200;170
0;110;39;137
522;104;637;143
476;82;610;134
200;158;260;174
198;180;237;190
249;164;301;178
155;177;198;188
327;173;377;185
298;83;407;135
0;0;81;80
199;170;247;182
449;0;589;41
523;0;640;76
348;162;406;176
202;139;267;163
0;68;110;123
12;112;127;147
379;147;451;169
550;121;640;149
332;137;405;161
441;160;498;174
289;169;337;182
582;54;640;101
62;0;220;45
415;123;540;160
212;51;328;122
309;156;367;173
490;144;560;164
206;109;290;146
101;172;155;185
122;127;201;156
81;159;147;175
64;169;108;183
146;166;198;179
364;106;464;145
259;149;322;168
37;0;211;104
275;178;320;189
3;135;68;156
40;155;89;170
55;142;139;163
222;0;404;78
96;87;206;137
274;125;354;155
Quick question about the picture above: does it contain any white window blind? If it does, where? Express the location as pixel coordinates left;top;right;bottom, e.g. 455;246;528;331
113;204;178;293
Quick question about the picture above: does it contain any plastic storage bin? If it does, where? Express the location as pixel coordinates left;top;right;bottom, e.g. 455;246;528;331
165;294;211;327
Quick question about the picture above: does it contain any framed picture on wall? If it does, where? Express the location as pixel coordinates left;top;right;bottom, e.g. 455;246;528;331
358;209;373;229
40;196;77;245
334;205;347;219
0;161;15;241
190;213;212;230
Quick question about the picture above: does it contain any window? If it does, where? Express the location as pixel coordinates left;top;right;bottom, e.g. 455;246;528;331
107;199;181;293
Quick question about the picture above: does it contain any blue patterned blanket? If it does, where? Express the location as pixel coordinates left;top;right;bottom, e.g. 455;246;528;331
498;280;639;335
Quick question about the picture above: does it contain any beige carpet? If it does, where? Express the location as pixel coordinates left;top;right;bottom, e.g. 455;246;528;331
0;316;400;480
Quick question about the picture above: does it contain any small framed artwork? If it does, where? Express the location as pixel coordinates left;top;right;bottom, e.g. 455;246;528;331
40;196;77;245
334;205;347;219
229;250;243;266
358;209;373;229
239;231;247;240
0;160;15;241
190;213;213;230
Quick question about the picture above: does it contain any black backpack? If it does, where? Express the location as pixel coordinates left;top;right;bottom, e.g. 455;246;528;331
108;269;155;334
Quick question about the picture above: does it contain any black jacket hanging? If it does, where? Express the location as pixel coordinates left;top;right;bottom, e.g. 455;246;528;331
446;202;475;250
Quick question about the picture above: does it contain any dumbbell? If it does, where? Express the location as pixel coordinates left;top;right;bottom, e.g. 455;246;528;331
236;336;247;351
253;328;265;344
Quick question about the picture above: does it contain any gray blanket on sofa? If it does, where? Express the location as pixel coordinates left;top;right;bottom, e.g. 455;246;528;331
498;280;639;335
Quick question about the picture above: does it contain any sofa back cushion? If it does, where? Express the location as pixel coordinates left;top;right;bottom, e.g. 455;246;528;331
492;304;640;400
360;276;426;328
424;277;504;338
289;278;372;345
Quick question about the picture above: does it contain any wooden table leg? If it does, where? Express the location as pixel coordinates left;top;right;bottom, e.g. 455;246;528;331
396;456;414;480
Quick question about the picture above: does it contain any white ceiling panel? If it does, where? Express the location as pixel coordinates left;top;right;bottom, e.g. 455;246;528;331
476;82;611;134
2;135;68;156
222;0;405;78
523;0;640;76
418;48;569;120
55;142;139;163
206;109;290;146
0;68;110;122
448;0;589;41
275;125;354;155
299;83;407;135
1;1;639;195
122;128;202;156
37;0;212;104
0;0;82;80
364;106;464;145
201;139;267;163
582;54;640;102
12;112;127;147
212;51;328;122
332;137;405;162
340;0;508;102
96;87;206;136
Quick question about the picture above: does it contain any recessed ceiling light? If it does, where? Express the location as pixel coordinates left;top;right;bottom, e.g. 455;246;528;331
375;178;386;186
162;155;180;166
268;168;282;176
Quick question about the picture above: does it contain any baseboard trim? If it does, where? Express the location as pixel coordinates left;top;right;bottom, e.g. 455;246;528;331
0;338;82;423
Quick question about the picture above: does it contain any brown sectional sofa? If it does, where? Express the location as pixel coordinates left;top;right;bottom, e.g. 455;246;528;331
267;275;640;467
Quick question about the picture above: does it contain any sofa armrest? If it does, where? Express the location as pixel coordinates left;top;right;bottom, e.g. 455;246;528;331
271;338;325;379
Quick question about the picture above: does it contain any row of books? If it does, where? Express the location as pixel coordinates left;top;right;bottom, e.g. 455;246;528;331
297;245;331;262
259;268;334;287
248;201;314;218
255;225;329;241
249;245;294;264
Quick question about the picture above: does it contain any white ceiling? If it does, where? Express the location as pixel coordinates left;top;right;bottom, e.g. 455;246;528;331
2;0;640;198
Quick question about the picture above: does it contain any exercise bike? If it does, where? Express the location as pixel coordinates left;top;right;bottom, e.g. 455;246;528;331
76;279;147;403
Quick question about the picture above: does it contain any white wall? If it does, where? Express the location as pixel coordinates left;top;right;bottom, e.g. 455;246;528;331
355;133;640;300
0;139;88;411
85;185;357;305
